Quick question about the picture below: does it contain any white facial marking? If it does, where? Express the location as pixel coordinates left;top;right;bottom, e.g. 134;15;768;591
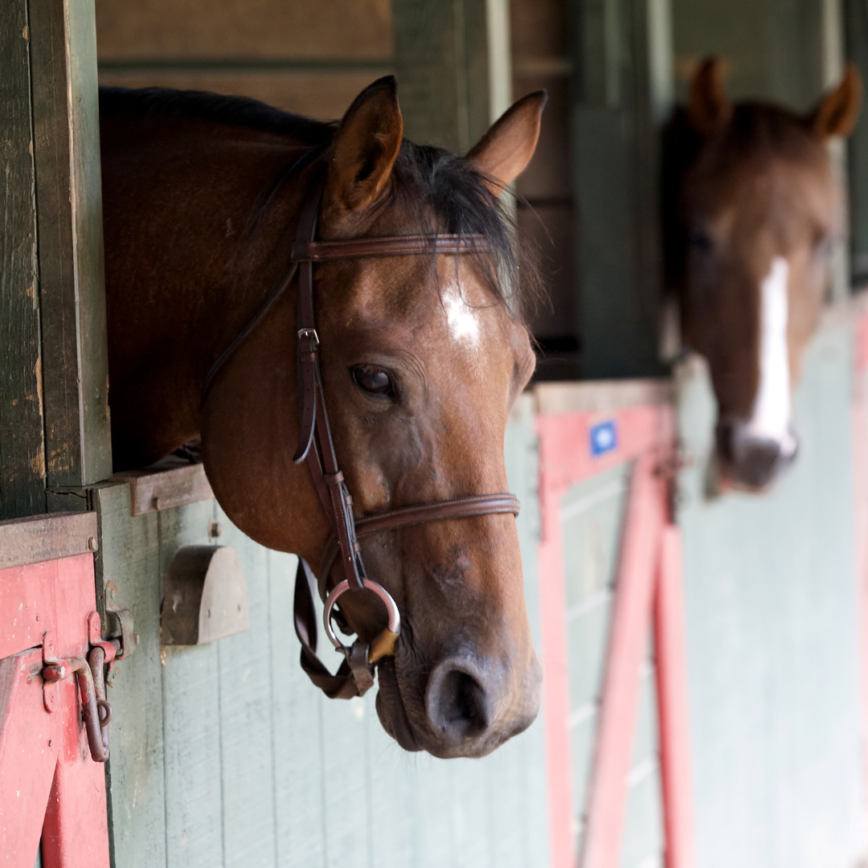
744;256;797;456
443;280;481;353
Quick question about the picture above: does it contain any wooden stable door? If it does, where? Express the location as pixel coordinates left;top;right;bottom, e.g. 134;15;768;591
0;515;110;868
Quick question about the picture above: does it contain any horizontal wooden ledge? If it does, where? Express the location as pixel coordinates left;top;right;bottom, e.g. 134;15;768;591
0;511;98;570
532;378;674;416
98;57;393;75
111;459;214;517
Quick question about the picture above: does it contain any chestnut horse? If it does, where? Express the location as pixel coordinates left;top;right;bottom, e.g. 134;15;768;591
99;78;546;758
663;58;861;490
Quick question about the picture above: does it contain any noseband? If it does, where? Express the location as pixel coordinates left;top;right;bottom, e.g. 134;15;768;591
204;160;520;700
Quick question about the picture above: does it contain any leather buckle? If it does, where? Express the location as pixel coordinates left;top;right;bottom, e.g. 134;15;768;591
297;327;319;348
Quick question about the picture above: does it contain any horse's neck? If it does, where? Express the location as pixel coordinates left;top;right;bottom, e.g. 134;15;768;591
103;118;307;469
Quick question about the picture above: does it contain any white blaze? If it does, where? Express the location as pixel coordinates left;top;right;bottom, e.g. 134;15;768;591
745;256;796;456
443;281;481;353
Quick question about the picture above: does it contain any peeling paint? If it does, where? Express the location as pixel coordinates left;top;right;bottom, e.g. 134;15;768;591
25;284;34;299
22;25;29;41
30;449;45;478
34;356;43;416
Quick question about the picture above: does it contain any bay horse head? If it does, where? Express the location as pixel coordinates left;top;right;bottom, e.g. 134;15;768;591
664;57;861;490
101;78;546;757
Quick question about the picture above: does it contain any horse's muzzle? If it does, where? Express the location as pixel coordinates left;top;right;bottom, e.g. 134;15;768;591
716;421;800;490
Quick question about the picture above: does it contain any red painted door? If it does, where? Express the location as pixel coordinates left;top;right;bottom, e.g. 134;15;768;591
0;551;110;868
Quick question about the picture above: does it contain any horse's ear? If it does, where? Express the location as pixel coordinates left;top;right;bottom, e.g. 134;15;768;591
688;57;732;136
809;63;862;139
466;91;547;195
325;76;403;214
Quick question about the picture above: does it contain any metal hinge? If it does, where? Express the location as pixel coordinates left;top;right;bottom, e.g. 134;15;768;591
41;609;137;763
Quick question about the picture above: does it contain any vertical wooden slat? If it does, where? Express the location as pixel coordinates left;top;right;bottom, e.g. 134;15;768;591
569;0;673;378
0;0;46;520
654;525;695;868
268;549;328;868
159;500;224;868
29;0;112;491
393;0;508;152
93;484;166;868
214;509;277;868
578;455;664;868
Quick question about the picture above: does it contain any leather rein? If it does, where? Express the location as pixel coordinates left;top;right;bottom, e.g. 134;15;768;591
203;161;520;700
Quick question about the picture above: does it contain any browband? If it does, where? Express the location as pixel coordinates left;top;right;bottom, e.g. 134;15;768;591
291;234;490;261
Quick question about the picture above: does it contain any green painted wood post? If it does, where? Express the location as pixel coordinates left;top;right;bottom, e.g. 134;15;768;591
569;0;674;379
0;0;46;520
845;0;868;286
29;0;112;498
1;0;111;519
392;0;511;153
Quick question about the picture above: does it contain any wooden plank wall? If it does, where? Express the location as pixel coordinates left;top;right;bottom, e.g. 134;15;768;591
95;0;393;122
0;0;45;520
674;324;866;868
95;397;550;868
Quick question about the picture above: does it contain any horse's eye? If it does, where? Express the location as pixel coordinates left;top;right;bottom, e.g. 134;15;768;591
351;365;395;397
688;227;713;254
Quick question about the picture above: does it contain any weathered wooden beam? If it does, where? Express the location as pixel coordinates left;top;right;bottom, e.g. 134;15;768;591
393;0;511;153
111;461;214;517
0;510;97;570
0;0;46;520
29;0;112;490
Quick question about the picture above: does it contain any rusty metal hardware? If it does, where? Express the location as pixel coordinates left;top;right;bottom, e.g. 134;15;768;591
40;609;137;763
92;608;138;666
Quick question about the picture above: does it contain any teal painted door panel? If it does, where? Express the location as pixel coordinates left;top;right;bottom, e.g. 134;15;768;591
675;324;866;868
97;395;550;867
559;464;664;868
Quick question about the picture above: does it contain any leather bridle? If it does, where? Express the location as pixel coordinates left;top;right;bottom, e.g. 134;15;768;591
204;159;521;700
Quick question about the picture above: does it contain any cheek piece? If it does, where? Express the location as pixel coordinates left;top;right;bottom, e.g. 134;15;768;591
202;153;521;700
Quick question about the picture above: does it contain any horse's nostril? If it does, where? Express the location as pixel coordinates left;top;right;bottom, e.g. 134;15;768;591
735;437;788;488
426;660;492;743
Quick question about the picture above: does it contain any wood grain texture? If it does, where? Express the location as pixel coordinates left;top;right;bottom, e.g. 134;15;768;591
0;0;45;520
267;549;327;868
93;483;166;868
112;463;214;516
159;499;224;868
95;0;392;61
29;0;112;489
393;0;494;152
214;507;276;868
0;510;96;569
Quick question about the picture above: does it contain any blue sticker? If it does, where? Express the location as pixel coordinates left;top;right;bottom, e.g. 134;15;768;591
590;420;618;457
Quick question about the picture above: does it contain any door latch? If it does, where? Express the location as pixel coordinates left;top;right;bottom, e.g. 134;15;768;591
41;609;137;763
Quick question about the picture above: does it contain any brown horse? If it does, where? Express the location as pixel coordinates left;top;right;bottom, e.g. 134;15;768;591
663;58;861;490
99;78;546;758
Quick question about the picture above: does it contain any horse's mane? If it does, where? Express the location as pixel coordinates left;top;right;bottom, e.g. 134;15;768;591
99;86;336;144
99;86;542;321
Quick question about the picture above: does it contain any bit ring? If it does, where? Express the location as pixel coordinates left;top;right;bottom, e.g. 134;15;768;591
323;579;401;651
